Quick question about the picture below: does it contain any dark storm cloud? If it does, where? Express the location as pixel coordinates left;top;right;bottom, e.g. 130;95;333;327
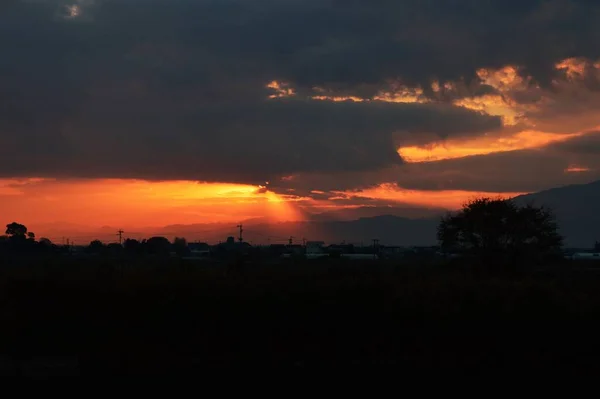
0;0;507;183
556;131;600;154
1;0;599;183
83;0;600;90
267;131;600;198
0;95;500;182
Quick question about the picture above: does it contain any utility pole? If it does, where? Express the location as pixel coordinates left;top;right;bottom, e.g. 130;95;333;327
237;224;243;242
117;229;124;245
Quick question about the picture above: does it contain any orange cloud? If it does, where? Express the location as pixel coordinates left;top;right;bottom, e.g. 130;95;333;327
266;80;296;98
336;183;524;210
398;130;586;163
373;86;427;103
311;85;427;104
454;94;523;126
564;165;591;173
556;58;589;80
312;95;365;102
477;65;529;92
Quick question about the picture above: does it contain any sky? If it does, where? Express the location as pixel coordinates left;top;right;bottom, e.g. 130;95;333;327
2;0;600;238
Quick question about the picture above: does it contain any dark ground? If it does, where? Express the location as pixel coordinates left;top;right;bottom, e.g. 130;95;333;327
1;255;600;375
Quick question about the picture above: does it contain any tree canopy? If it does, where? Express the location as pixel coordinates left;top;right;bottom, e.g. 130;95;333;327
438;198;563;266
87;240;105;254
0;222;56;253
172;237;189;256
146;236;172;255
6;222;27;238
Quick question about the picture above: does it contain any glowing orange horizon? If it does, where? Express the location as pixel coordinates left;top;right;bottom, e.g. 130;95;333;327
0;179;304;232
0;178;528;239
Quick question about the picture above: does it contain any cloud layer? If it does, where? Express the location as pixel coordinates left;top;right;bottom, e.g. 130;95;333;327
2;0;600;196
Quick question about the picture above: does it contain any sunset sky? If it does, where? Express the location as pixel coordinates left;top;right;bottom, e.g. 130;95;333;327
2;0;600;239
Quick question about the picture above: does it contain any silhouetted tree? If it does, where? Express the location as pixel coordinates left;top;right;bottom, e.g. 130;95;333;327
6;222;27;238
88;240;105;254
438;198;563;267
39;238;53;247
0;235;7;253
123;238;141;253
3;222;37;252
145;236;172;255
106;243;124;254
33;237;55;253
172;237;189;256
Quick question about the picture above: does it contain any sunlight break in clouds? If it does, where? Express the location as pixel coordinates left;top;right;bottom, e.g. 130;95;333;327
565;165;591;173
310;86;427;103
311;87;429;103
62;0;95;20
556;58;590;80
453;66;536;126
336;183;525;210
398;59;600;163
454;94;523;126
65;5;81;18
398;130;587;163
266;81;296;98
267;82;428;104
477;65;531;93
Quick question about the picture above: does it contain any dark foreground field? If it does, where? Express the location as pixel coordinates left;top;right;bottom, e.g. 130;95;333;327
2;256;600;375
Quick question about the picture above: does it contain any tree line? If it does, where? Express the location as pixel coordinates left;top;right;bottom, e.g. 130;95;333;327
0;222;191;256
88;237;190;256
2;197;567;267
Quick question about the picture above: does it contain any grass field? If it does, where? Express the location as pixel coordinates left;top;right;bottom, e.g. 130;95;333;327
1;255;600;374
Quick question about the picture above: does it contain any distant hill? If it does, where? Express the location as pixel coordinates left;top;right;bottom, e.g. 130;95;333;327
513;180;600;247
146;215;439;246
309;205;447;221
